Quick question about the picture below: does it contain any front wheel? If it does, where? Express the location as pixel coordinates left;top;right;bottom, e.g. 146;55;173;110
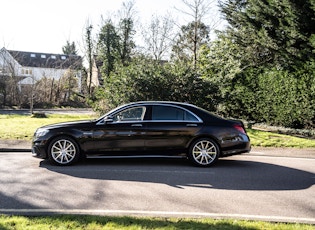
48;136;80;166
188;138;220;167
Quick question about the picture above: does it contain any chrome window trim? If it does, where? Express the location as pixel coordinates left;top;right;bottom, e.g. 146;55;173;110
101;120;202;124
145;120;202;123
96;102;203;125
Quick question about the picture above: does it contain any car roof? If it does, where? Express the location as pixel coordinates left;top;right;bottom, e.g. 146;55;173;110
126;101;195;107
124;101;225;121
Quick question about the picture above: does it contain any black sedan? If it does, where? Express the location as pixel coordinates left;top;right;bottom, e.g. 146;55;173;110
32;101;250;166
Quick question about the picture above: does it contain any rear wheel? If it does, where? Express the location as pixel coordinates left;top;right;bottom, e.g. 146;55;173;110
188;138;219;167
48;136;80;166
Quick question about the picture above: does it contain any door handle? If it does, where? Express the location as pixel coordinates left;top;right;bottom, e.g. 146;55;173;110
131;124;143;127
186;124;197;127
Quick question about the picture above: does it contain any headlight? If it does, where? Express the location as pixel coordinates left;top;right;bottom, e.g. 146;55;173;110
35;128;49;138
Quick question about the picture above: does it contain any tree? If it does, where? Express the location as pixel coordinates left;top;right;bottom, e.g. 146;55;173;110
219;0;315;69
117;0;136;65
85;23;94;95
98;19;120;77
92;56;219;113
172;21;210;67
0;52;22;107
198;35;243;113
142;14;175;61
173;0;218;69
97;1;136;79
62;41;78;55
198;0;315;128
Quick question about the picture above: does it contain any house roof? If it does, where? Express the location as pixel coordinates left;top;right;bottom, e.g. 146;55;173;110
8;50;82;69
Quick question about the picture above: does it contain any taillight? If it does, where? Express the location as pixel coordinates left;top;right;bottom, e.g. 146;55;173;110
233;124;246;134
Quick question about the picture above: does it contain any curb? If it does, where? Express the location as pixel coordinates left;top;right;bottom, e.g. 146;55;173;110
0;148;31;152
0;140;31;152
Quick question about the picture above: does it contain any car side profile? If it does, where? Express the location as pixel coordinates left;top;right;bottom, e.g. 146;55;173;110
32;101;250;167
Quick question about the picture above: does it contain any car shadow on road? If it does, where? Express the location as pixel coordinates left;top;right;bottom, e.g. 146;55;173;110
39;157;315;191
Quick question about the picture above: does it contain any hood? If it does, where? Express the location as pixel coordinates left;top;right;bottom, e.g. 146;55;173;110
40;120;94;130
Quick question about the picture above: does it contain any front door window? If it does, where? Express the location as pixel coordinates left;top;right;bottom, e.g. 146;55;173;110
113;107;146;122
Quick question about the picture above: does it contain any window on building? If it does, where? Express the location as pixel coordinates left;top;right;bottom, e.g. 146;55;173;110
61;56;66;60
0;67;8;74
51;55;56;59
30;54;36;58
41;54;46;58
21;68;33;75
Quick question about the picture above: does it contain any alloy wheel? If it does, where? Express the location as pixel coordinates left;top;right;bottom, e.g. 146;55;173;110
50;139;77;165
191;139;218;166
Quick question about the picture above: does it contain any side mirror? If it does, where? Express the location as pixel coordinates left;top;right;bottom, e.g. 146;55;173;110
104;116;113;123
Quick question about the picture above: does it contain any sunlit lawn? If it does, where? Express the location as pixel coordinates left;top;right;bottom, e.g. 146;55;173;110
0;215;314;230
247;129;315;148
0;114;97;140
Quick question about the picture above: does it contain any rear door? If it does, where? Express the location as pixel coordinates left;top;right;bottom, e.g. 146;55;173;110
144;105;202;153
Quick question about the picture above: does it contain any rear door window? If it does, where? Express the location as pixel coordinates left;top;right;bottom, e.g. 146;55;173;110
152;105;199;121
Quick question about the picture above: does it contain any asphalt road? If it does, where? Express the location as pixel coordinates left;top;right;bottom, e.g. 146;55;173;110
0;152;314;224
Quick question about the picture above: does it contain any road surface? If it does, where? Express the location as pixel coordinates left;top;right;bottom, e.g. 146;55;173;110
0;152;314;224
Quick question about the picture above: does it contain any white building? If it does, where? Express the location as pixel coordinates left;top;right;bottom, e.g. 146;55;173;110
0;47;82;90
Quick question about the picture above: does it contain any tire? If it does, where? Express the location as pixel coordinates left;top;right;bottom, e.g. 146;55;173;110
48;136;80;166
188;138;220;167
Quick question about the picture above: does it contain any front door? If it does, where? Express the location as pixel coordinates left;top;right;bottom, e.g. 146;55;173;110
85;106;147;154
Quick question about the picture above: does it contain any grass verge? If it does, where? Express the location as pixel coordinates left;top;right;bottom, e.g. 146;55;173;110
0;114;96;140
247;129;315;148
0;215;314;230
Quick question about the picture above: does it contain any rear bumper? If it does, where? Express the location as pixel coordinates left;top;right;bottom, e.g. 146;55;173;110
219;132;251;157
221;142;251;157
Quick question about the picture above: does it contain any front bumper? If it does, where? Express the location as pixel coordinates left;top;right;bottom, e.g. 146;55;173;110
32;140;48;159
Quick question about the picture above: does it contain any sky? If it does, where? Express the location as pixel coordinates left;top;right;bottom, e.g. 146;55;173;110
1;0;222;56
